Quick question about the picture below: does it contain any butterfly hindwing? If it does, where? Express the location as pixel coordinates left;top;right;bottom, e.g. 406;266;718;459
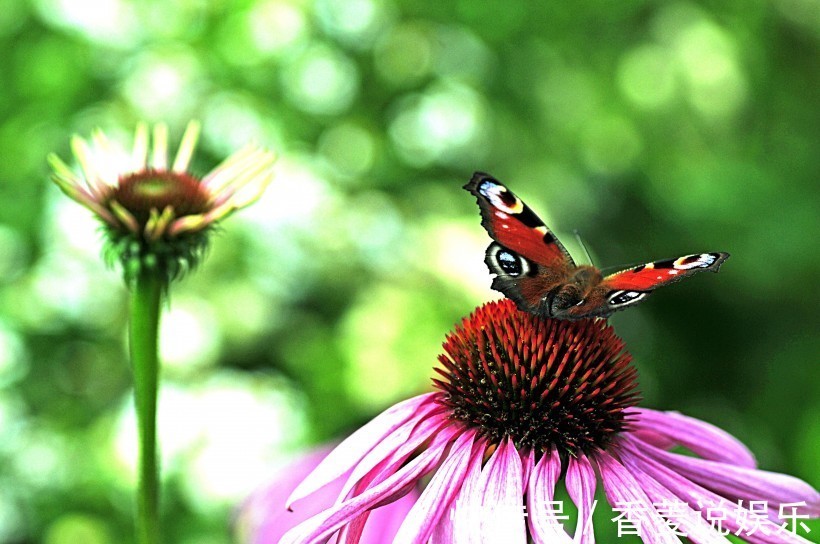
464;172;574;268
483;242;570;314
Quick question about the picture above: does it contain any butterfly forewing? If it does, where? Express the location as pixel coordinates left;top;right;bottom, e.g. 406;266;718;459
561;252;731;318
464;172;574;267
602;252;730;291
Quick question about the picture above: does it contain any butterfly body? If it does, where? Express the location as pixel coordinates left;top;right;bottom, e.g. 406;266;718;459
465;172;729;320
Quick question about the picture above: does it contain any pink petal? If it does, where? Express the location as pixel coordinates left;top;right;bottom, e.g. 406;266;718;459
360;497;419;544
337;513;367;544
448;440;488;544
566;454;597;544
337;455;404;544
628;408;756;468
339;492;421;544
428;521;453;544
630;429;677;450
478;439;527;543
338;429;457;544
621;437;813;544
596;449;683;544
522;449;535;492
393;429;478;544
240;446;338;544
280;429;454;544
370;426;463;511
337;404;447;502
428;441;487;544
617;448;732;544
528;449;573;544
636;438;820;517
287;393;437;508
238;445;418;544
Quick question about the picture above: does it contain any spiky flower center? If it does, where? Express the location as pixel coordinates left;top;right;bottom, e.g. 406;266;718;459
434;300;639;455
110;170;210;225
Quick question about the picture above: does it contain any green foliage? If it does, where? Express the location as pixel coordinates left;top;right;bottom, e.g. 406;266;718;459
0;0;817;542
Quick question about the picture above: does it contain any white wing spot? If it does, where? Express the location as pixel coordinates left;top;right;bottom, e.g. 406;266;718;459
674;253;717;270
480;181;524;214
608;290;647;307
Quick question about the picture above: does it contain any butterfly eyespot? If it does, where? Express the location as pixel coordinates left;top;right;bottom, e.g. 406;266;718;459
478;180;524;214
608;290;648;307
673;253;718;270
487;243;529;277
497;250;525;276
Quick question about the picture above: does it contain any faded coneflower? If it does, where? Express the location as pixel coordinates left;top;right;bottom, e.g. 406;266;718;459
280;300;819;543
49;122;275;544
49;121;275;282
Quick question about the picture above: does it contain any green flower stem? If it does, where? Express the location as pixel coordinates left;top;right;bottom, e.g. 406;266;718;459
130;272;163;544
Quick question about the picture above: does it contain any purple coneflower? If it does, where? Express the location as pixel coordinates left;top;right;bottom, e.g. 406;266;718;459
280;300;819;543
49;121;275;281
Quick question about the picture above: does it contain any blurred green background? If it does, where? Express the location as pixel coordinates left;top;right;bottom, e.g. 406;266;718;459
0;0;817;542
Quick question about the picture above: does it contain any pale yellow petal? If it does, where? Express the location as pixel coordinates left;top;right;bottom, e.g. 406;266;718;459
110;200;140;233
132;122;149;170
172;120;201;172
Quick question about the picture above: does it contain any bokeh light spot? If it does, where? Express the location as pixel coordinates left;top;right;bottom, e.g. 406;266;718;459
675;21;747;119
417;219;491;299
341;286;441;409
242;155;332;230
113;375;305;507
315;0;391;48
44;514;111;544
374;23;433;86
617;44;678;110
201;92;280;156
34;0;138;46
388;80;489;166
0;490;22;543
281;44;360;115
338;192;404;270
429;25;492;82
249;0;307;55
159;299;221;372
121;48;203;120
318;122;377;178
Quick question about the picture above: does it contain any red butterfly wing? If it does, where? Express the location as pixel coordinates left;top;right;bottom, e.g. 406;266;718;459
465;173;576;315
464;172;574;267
603;252;730;291
562;252;730;318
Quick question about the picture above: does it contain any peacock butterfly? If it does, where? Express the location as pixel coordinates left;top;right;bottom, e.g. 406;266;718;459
465;172;729;320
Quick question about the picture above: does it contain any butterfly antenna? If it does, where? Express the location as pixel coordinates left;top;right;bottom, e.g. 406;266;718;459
574;229;596;267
